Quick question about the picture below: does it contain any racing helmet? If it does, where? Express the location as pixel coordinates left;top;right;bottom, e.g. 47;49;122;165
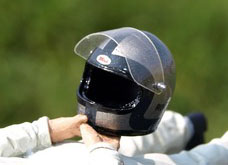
74;27;176;136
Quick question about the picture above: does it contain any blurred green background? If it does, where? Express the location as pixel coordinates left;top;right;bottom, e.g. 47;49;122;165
0;0;227;141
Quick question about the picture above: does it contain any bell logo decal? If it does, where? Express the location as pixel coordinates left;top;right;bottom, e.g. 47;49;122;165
96;55;111;65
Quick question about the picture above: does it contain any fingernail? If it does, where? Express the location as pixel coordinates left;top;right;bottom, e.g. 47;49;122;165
82;115;88;121
80;123;86;129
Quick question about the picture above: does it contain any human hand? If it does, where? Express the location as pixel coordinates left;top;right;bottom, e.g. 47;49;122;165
80;123;120;150
48;114;88;143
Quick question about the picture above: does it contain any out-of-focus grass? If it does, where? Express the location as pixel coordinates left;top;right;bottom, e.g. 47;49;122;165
0;0;227;141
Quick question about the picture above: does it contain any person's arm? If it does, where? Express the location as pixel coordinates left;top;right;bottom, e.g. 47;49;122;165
119;110;193;156
80;124;124;165
0;115;87;157
122;131;228;165
169;131;228;165
0;117;51;157
80;122;228;165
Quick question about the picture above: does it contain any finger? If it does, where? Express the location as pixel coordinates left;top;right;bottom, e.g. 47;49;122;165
101;134;120;141
80;124;102;147
68;115;87;137
80;124;99;137
74;114;88;123
100;135;121;150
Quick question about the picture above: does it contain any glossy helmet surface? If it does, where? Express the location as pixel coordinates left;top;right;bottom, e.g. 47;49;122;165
74;27;176;136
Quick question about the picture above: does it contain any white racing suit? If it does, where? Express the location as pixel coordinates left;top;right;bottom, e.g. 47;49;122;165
0;110;227;165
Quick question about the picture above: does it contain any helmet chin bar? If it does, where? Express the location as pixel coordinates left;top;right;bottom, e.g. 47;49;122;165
77;102;158;136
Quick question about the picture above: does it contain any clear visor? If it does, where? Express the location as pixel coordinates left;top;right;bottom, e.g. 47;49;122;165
74;27;165;94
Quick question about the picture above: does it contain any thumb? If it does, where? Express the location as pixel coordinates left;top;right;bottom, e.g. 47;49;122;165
74;114;88;124
80;124;102;148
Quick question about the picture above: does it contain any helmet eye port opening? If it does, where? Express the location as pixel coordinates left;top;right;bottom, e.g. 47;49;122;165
80;63;142;110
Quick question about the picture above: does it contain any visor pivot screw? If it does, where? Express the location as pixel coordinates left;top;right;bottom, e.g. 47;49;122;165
153;82;166;93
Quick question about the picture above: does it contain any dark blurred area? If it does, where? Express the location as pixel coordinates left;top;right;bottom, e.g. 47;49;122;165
0;0;227;141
